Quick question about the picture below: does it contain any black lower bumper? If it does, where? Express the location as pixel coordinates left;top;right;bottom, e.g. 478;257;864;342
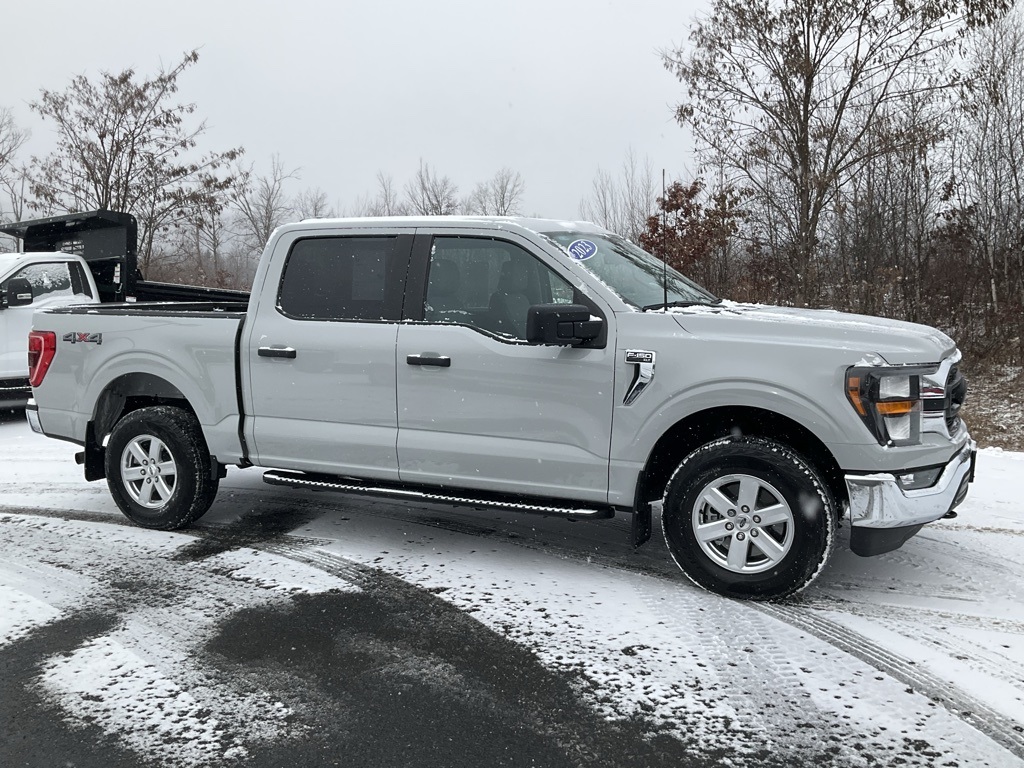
850;523;926;557
0;377;30;407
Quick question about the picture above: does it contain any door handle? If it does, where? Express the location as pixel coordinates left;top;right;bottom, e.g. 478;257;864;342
258;346;297;359
406;354;451;368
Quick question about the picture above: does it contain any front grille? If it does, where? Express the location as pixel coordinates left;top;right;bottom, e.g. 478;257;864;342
945;366;967;433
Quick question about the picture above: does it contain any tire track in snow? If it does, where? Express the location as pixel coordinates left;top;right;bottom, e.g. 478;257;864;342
5;499;1024;762
758;602;1024;760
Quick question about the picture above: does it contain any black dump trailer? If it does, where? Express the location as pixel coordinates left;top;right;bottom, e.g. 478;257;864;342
0;210;250;304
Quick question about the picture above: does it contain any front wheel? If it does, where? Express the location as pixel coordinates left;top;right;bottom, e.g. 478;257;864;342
661;436;836;601
105;406;219;530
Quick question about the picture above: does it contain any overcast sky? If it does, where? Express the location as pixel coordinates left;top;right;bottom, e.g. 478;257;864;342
3;0;708;219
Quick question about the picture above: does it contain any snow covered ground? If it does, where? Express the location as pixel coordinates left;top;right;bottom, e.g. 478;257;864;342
1;411;1022;767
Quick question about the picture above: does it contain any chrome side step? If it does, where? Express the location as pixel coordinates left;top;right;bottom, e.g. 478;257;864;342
262;469;614;520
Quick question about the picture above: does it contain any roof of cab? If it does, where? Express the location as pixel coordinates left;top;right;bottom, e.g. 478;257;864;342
281;216;609;237
0;250;85;270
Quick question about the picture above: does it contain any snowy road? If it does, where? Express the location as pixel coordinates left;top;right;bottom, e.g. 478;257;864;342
1;410;1022;767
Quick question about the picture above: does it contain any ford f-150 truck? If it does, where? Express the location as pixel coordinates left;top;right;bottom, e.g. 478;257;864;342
25;216;975;600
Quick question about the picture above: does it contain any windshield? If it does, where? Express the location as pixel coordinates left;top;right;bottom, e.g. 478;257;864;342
542;231;719;310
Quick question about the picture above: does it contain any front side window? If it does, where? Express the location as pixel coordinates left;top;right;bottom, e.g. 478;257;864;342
424;237;575;340
542;231;718;310
278;236;400;321
1;261;91;302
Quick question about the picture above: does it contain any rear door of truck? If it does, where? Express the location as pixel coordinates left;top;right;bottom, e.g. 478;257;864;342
243;226;414;480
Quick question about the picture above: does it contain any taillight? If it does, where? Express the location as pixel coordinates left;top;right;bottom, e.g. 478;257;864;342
28;331;57;387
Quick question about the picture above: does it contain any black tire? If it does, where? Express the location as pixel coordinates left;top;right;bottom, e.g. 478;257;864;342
661;436;835;601
104;406;219;530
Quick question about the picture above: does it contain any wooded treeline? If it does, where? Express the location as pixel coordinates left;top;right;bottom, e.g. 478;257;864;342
1;2;1022;365
641;0;1024;365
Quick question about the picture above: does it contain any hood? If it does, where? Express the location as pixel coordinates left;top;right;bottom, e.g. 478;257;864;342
667;302;956;365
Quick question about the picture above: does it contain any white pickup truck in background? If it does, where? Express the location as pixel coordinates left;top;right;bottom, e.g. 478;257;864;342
0;251;100;407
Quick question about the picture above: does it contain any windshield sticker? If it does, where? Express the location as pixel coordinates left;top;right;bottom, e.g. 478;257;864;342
566;239;598;261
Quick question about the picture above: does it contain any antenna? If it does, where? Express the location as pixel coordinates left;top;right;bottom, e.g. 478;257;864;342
662;168;668;309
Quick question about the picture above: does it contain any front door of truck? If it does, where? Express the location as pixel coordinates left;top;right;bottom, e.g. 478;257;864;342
245;229;413;480
395;231;615;502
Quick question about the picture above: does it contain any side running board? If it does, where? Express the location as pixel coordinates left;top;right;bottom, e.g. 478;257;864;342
262;469;615;520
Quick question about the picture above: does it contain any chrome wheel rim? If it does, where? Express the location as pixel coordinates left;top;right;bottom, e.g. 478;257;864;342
691;473;795;574
120;434;178;509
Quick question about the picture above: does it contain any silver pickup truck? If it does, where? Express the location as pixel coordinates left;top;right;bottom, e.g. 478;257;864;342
25;217;975;600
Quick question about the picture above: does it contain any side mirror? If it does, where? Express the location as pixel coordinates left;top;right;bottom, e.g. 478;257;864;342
526;304;602;346
3;277;33;308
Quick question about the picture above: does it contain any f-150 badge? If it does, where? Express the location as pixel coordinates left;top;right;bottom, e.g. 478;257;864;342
623;349;655;405
62;332;102;345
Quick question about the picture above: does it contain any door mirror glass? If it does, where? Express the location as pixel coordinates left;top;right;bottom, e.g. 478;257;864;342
3;277;34;308
526;304;602;346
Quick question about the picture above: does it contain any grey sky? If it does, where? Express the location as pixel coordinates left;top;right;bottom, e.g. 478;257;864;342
4;0;707;218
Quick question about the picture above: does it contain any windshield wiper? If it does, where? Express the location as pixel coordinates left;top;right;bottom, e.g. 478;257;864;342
641;299;722;312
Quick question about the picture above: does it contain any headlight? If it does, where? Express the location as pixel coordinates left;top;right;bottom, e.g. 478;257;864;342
845;365;937;446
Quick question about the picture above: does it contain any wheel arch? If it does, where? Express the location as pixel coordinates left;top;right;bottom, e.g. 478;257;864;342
636;405;847;515
92;372;196;441
78;373;197;481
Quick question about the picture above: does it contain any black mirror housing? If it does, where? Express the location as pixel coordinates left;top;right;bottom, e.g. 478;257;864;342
527;304;603;346
3;277;34;308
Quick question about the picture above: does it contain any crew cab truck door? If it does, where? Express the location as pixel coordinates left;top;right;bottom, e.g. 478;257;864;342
395;230;615;502
244;229;413;479
0;259;95;380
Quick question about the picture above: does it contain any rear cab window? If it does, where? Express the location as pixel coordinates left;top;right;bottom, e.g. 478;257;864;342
277;236;406;322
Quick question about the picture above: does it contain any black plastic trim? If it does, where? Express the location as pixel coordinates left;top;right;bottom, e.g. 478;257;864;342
850;523;925;557
233;319;252;468
406;354;451;367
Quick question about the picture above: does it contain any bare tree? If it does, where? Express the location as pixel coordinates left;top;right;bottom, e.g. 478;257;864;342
231;155;296;255
294;187;336;219
947;8;1024;361
405;161;459;215
0;107;29;248
352;172;410;216
464;167;526;215
664;0;1013;303
27;50;243;272
580;149;657;240
0;107;28;207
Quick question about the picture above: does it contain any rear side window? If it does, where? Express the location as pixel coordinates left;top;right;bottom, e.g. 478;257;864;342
278;236;401;321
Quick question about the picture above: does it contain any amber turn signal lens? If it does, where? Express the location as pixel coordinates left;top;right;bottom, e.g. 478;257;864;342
846;376;867;416
876;400;914;416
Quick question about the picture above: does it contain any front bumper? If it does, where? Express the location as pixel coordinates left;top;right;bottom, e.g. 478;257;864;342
844;436;976;556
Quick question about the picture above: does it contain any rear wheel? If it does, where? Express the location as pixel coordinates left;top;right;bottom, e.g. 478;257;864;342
105;406;219;529
661;436;835;600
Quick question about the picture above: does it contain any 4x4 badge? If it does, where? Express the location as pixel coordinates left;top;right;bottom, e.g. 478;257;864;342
62;332;102;345
623;349;655;405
